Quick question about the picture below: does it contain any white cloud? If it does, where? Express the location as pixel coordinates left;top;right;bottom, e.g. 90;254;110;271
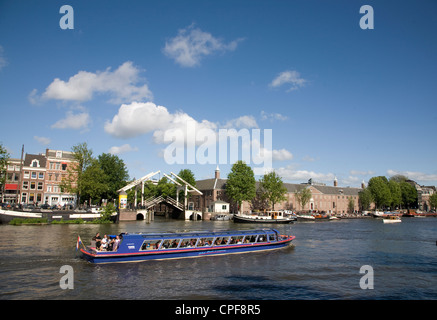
104;101;217;141
260;111;288;122
269;70;307;92
222;115;258;129
272;149;293;161
34;136;51;145
276;164;335;182
108;144;139;155
350;170;375;176
387;170;437;182
163;24;243;67
33;61;152;104
51;111;90;130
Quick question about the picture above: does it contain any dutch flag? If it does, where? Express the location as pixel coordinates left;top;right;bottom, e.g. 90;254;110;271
76;235;82;251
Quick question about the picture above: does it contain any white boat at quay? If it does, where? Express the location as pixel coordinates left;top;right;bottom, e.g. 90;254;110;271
382;216;402;223
233;211;295;224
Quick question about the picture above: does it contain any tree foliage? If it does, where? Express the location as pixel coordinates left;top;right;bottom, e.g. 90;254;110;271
259;171;287;210
62;142;129;206
0;143;10;188
295;187;312;211
226;161;256;211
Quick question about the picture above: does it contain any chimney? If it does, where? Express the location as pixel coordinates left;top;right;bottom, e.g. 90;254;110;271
334;176;338;187
361;180;366;189
215;165;220;179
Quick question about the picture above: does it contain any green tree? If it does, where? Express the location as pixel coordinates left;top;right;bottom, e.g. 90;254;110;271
399;181;417;208
80;159;109;205
176;169;196;202
429;193;437;211
259;171;287;210
358;187;373;211
156;177;176;198
61;142;94;206
97;153;129;201
388;180;402;209
226;161;256;213
348;197;355;214
0;143;10;189
295;187;312;211
368;176;392;209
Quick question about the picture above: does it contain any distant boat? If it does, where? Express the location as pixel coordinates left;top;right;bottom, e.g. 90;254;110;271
233;211;295;224
210;214;231;221
296;214;315;221
382;216;402;223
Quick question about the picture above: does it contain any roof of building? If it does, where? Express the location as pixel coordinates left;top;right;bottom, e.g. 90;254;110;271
195;177;362;196
23;153;47;168
46;149;75;160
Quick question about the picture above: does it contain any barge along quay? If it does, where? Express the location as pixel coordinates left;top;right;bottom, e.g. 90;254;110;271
80;228;295;264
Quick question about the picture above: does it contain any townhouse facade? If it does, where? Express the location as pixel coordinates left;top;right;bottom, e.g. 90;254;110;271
1;148;78;207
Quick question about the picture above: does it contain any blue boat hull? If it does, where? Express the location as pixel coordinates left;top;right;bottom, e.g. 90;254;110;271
81;238;293;264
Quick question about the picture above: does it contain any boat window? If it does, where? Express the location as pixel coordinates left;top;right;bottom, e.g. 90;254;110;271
257;234;267;243
197;237;214;247
140;240;162;251
213;236;230;246
268;234;277;241
179;238;198;248
245;235;258;243
228;236;244;244
162;239;181;249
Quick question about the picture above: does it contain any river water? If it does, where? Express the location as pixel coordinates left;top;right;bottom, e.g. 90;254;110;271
0;217;436;300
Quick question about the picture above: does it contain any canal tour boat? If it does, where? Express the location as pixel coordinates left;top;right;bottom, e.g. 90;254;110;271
79;228;295;264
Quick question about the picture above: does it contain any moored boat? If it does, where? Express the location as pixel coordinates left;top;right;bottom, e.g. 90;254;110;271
382;216;402;223
296;214;315;221
233;211;295;224
0;207;117;224
80;228;295;264
0;208;43;224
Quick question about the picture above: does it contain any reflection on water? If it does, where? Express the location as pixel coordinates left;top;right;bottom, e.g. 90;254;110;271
0;217;437;299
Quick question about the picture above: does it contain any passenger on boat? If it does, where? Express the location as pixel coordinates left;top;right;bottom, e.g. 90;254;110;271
112;236;120;251
92;233;102;250
101;235;108;251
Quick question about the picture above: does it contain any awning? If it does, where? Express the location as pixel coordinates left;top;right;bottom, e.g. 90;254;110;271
5;184;18;190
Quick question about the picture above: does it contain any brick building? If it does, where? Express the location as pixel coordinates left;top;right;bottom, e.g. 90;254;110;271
193;167;362;214
44;149;77;207
1;148;77;206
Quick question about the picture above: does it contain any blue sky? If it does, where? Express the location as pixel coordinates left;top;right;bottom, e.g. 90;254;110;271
1;0;436;187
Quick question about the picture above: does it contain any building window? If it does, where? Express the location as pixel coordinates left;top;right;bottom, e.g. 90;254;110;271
29;193;35;202
56;151;62;158
62;163;67;170
38;172;44;179
21;193;27;203
30;182;36;190
47;185;52;192
31;172;37;179
37;182;43;190
31;159;39;167
24;171;29;179
55;162;60;170
23;181;28;190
